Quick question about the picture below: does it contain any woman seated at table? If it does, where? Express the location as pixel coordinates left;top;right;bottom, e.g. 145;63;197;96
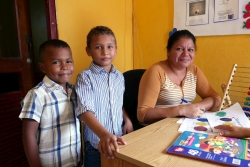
137;29;221;124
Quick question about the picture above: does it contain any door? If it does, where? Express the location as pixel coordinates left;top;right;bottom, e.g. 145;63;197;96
0;0;57;167
0;0;35;166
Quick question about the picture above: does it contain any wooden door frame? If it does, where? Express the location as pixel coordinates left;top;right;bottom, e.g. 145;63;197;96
45;0;58;39
0;1;59;166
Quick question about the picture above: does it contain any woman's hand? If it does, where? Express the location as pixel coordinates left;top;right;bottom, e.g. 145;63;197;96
178;104;205;118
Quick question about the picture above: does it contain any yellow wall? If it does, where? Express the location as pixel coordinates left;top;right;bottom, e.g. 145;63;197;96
56;0;133;84
56;0;250;99
133;0;250;99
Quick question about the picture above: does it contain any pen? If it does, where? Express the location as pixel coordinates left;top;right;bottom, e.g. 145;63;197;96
181;98;188;103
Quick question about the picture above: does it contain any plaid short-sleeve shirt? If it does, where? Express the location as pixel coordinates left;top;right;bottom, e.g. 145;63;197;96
19;76;81;167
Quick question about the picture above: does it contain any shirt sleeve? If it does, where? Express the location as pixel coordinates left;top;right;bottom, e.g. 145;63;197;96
19;89;43;123
194;65;221;104
75;72;95;117
137;62;165;123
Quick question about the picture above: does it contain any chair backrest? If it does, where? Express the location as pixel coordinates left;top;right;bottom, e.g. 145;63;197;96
123;69;146;126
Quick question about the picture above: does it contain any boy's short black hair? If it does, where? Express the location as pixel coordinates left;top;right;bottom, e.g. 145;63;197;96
39;39;70;61
166;30;196;52
86;26;116;48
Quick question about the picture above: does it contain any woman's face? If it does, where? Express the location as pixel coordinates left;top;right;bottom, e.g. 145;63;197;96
167;37;195;69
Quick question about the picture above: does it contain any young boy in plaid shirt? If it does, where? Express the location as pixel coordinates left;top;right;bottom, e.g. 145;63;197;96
19;39;82;167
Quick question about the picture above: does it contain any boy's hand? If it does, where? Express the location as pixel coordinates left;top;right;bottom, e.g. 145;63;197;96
123;119;133;135
122;107;134;134
98;133;126;159
214;125;249;138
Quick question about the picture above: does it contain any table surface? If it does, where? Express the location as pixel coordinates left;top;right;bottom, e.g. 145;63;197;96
101;118;226;167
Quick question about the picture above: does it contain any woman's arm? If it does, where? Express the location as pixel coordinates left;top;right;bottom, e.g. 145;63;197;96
137;63;165;123
143;107;179;124
194;96;220;111
143;104;205;124
195;65;221;111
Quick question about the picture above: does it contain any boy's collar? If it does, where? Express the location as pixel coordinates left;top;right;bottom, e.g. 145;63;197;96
90;61;116;74
42;75;73;92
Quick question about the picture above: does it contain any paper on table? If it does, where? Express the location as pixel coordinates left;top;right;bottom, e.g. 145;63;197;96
176;118;185;124
206;102;250;132
178;113;213;134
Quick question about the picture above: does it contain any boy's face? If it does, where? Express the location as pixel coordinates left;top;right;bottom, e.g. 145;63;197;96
86;34;117;72
39;46;74;88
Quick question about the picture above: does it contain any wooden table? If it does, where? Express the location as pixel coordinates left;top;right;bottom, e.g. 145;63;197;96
101;118;226;167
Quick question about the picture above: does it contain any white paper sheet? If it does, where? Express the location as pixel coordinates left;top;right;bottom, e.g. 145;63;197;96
174;0;250;36
214;0;239;22
186;0;209;26
205;102;250;132
178;114;213;134
177;118;185;124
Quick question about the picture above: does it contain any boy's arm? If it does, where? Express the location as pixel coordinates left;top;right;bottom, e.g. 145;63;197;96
214;125;250;138
78;111;126;159
22;119;42;167
122;107;133;134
